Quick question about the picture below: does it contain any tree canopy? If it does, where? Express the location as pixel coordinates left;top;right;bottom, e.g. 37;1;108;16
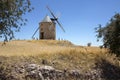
95;13;120;56
0;0;32;41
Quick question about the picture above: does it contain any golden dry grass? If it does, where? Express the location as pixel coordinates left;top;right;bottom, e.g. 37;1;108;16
0;40;119;74
0;40;70;56
0;40;106;57
0;40;109;70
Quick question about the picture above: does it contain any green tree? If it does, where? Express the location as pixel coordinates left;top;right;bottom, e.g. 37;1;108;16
87;42;91;47
0;0;32;41
95;13;120;56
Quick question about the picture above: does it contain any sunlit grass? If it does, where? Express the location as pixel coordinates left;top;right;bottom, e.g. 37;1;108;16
0;40;120;77
0;40;106;57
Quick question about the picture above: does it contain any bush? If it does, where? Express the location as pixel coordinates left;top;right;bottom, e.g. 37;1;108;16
95;13;120;56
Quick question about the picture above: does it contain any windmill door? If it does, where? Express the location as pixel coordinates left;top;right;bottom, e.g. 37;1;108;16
40;32;44;39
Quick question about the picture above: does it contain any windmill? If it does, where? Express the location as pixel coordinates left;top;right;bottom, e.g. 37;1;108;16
32;6;65;40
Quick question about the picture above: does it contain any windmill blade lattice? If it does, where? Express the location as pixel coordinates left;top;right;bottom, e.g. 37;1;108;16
32;27;39;38
46;6;65;32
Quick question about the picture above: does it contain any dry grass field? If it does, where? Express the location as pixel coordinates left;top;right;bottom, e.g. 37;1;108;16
0;40;106;56
0;40;120;80
0;40;117;68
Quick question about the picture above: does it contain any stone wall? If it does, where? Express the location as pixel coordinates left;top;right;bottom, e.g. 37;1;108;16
40;22;56;40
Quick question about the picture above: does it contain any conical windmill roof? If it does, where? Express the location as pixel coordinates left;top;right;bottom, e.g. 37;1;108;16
41;15;52;22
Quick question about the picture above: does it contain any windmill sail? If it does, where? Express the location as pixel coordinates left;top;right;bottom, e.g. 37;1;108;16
32;27;39;38
46;6;65;32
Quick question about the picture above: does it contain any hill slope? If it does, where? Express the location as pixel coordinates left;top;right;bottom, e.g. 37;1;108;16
0;40;103;56
0;40;120;80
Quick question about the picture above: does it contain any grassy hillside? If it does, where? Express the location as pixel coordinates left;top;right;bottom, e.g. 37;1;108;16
0;40;120;80
0;40;106;56
0;40;117;70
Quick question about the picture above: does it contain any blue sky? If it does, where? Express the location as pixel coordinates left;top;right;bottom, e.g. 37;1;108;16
14;0;120;46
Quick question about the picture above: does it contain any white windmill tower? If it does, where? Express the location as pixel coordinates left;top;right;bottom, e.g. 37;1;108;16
32;6;65;40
